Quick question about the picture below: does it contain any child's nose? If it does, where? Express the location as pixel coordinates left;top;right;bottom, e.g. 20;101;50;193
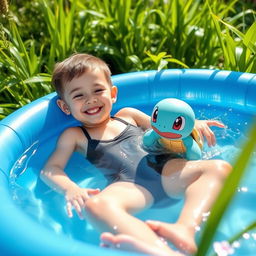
86;96;97;104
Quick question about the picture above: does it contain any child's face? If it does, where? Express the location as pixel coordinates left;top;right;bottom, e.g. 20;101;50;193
57;69;117;127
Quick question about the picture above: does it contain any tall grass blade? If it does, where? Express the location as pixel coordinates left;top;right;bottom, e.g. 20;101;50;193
228;221;256;244
243;21;256;53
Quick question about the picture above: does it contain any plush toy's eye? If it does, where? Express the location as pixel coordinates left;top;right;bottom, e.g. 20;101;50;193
152;107;158;123
172;116;185;130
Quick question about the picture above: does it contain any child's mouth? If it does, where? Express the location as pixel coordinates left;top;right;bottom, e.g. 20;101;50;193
84;107;102;115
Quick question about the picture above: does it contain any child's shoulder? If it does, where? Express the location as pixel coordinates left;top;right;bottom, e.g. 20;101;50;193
115;107;141;122
61;126;83;135
58;126;86;143
116;107;144;117
115;107;150;129
57;126;87;152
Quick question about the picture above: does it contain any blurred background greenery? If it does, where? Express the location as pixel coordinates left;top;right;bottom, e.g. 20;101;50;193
0;0;255;119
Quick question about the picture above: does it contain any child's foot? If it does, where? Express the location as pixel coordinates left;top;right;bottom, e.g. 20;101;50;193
146;221;197;254
100;232;184;256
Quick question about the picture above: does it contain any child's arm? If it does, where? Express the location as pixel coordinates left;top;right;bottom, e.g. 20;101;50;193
116;107;151;130
195;120;225;147
40;128;81;193
40;128;100;219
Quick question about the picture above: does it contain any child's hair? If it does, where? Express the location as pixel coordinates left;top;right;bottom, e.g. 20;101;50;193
52;53;112;98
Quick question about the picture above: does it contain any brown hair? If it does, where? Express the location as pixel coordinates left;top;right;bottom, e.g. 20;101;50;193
52;53;112;98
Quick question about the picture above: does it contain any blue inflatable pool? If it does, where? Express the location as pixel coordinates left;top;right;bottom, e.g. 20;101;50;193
0;69;255;256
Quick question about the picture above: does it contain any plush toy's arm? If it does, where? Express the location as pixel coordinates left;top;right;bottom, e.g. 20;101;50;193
143;129;161;148
183;136;202;160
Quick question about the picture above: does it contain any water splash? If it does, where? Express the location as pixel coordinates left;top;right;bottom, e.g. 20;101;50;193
9;141;41;215
10;140;39;181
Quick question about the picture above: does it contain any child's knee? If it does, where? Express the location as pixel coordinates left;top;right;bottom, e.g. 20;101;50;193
84;196;113;217
211;160;232;180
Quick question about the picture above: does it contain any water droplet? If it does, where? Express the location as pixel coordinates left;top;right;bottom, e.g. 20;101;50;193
232;241;240;248
243;233;250;239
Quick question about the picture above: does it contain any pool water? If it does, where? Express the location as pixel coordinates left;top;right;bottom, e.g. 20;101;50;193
9;103;256;255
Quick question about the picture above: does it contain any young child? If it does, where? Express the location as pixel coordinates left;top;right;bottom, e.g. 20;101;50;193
40;53;232;256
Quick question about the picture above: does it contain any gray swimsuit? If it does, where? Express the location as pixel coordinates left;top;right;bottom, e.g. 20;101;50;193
80;117;179;205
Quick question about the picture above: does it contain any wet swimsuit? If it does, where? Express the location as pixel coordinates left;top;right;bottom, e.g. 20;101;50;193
80;117;179;205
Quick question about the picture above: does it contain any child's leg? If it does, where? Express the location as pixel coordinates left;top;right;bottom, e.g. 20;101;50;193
84;181;179;255
149;158;232;254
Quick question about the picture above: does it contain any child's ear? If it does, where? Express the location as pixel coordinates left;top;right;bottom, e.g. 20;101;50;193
111;86;118;103
57;99;71;115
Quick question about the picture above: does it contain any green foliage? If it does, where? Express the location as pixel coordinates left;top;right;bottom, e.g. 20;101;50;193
0;19;51;119
0;0;8;15
145;51;189;70
39;0;79;71
209;2;256;73
0;0;255;118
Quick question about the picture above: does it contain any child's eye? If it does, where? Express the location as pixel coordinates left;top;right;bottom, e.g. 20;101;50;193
95;88;104;93
73;94;83;99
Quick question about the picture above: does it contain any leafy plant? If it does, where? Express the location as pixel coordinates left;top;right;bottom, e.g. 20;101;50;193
0;0;255;117
209;3;256;73
0;0;8;15
145;51;189;70
38;0;79;71
0;19;51;119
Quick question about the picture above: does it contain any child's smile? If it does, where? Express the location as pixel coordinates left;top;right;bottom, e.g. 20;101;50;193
84;106;103;115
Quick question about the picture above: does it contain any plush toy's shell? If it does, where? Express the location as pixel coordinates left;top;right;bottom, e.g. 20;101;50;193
159;128;203;154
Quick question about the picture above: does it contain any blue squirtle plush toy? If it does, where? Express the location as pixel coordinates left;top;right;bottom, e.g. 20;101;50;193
143;98;203;160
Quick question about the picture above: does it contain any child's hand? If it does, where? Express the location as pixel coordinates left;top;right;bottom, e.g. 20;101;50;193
195;120;225;147
65;186;100;219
